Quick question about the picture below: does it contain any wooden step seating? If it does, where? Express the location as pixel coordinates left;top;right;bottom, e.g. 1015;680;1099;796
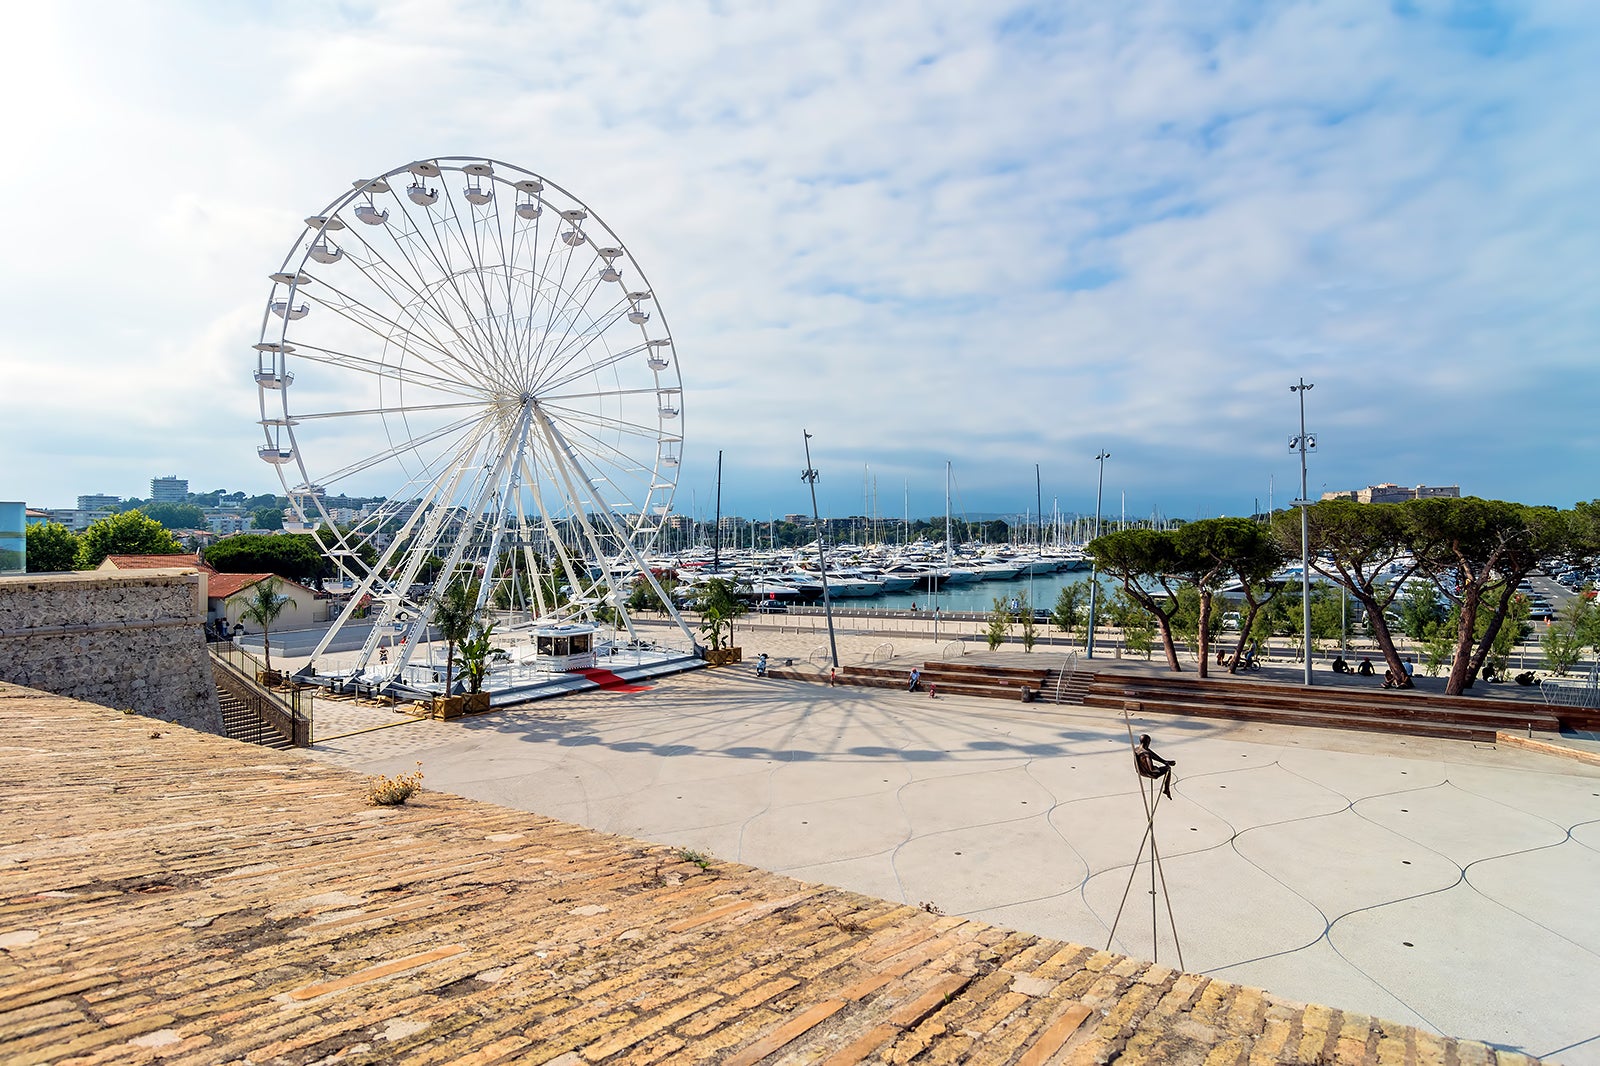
1081;671;1561;743
768;659;1094;705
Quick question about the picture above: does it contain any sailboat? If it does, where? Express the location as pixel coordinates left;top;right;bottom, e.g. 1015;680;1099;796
938;461;977;585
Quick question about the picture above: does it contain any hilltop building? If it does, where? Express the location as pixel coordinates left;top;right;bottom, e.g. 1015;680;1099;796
77;493;120;511
150;476;189;502
1321;483;1460;504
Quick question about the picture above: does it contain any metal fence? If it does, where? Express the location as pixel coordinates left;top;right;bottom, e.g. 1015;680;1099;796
207;640;313;747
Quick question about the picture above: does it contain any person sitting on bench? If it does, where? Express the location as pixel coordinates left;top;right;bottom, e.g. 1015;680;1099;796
1134;734;1176;799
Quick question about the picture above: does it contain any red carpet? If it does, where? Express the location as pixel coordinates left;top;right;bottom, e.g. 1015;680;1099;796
575;668;651;693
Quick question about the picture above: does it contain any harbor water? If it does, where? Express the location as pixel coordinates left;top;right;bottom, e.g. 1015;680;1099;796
849;569;1095;614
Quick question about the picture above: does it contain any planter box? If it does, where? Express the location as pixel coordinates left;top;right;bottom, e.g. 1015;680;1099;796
705;647;743;667
433;696;466;720
464;692;491;713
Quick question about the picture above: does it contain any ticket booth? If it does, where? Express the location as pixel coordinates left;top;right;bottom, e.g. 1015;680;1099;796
531;624;598;672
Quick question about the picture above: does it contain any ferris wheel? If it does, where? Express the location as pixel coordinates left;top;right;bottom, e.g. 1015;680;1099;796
253;156;692;686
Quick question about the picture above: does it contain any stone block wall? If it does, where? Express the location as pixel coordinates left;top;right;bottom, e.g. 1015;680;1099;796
0;568;222;734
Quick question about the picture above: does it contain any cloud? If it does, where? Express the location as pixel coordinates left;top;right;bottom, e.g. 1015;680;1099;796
1;0;1595;525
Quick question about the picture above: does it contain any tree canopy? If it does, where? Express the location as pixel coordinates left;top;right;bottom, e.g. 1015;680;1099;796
204;534;329;584
77;511;183;568
1087;527;1186;669
25;522;80;572
139;502;207;530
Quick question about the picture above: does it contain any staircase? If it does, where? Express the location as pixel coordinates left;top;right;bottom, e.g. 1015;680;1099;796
216;685;293;749
208;647;308;748
1081;669;1561;743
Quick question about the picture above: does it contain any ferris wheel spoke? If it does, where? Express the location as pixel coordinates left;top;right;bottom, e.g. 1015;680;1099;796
310;411;486;487
286;343;485;400
410;199;514;375
290;399;486;422
535;300;640;393
542;419;658;503
431;197;507;363
525;226;590;377
342;196;507;387
294;280;481;387
541;384;671;406
532;267;613;387
334;206;496;360
331;264;487;382
537;341;644;397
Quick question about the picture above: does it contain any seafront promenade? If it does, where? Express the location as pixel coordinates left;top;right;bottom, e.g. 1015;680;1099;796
293;621;1600;1064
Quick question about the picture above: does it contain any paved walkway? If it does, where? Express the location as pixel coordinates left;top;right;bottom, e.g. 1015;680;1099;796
313;668;1600;1064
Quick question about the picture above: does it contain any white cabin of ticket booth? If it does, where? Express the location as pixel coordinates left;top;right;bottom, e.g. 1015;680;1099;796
532;624;598;672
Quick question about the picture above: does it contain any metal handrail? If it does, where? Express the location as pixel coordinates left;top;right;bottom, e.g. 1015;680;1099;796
207;642;312;746
1054;649;1079;704
1540;660;1600;709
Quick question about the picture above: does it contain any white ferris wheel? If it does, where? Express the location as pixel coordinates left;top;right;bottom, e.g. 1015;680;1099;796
253;156;693;688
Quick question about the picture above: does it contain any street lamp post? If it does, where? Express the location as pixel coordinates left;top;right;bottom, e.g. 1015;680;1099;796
1086;450;1110;659
1290;379;1316;687
801;430;839;669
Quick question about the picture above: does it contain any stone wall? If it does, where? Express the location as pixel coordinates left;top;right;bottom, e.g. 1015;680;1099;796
0;567;222;734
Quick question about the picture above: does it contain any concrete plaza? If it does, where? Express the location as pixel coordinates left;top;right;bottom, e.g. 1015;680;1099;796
311;659;1600;1064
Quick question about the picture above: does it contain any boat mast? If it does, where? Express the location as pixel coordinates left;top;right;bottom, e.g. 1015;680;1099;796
944;460;952;566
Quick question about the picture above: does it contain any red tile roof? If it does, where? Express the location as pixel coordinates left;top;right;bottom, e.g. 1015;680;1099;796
206;572;274;599
100;553;213;573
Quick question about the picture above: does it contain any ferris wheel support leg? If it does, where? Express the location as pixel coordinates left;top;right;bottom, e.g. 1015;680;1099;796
307;461;461;672
532;411;692;644
518;452;602;617
383;423;511;687
474;406;535;616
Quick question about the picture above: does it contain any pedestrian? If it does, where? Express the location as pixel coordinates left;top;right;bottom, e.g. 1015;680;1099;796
829;667;836;687
1134;734;1176;799
756;652;768;678
928;682;937;699
908;667;920;692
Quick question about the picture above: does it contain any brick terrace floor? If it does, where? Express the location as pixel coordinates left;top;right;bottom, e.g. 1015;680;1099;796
0;682;1541;1066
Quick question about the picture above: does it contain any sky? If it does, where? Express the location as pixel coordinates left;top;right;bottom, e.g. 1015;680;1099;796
2;0;1596;529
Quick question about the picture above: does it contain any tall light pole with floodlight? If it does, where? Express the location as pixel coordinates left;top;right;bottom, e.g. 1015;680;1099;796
1290;379;1316;686
1086;450;1110;659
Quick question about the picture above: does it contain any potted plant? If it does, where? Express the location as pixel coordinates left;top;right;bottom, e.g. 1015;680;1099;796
455;621;503;712
430;578;476;718
696;578;746;666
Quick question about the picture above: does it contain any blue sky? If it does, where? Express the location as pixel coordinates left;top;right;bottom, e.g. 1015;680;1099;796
1;1;1595;526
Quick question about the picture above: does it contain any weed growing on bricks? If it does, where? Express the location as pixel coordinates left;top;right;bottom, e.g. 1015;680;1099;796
365;762;424;806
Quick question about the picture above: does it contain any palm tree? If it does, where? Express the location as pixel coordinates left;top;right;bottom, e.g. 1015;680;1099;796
431;579;477;696
241;578;291;675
